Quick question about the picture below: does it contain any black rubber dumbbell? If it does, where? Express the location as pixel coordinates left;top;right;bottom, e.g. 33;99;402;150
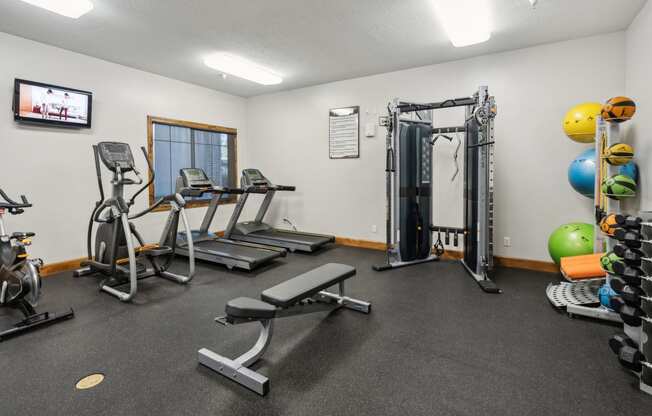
610;278;645;307
613;244;643;263
615;214;643;231
611;262;645;286
619;345;647;372
610;297;644;326
614;228;644;249
609;333;638;355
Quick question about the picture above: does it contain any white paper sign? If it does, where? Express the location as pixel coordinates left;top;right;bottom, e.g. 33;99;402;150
329;106;359;159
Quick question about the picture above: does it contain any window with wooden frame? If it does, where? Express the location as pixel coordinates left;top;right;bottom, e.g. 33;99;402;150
147;116;238;209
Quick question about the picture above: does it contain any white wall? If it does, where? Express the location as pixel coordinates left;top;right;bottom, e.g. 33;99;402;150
626;0;652;211
0;30;631;264
0;32;248;263
246;32;626;261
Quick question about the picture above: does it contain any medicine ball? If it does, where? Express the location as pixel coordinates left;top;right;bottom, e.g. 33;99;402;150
605;143;634;166
601;174;636;200
601;96;636;123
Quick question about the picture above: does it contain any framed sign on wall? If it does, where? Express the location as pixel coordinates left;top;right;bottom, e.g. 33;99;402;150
329;106;359;159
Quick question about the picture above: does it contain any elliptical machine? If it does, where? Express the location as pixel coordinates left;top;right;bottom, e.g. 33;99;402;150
0;188;74;341
74;141;194;302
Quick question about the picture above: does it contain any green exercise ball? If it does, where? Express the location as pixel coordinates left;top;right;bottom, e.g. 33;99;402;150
548;223;594;265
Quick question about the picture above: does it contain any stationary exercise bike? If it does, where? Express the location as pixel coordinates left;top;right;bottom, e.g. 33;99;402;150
0;188;74;341
74;141;195;302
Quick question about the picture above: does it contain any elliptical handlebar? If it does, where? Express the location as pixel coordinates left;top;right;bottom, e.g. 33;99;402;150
127;147;153;207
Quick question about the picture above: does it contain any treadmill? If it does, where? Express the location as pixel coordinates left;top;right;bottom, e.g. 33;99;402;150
224;169;335;252
175;168;286;270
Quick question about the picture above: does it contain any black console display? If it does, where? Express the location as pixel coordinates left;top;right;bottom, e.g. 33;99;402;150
97;142;135;172
180;168;213;187
242;169;270;186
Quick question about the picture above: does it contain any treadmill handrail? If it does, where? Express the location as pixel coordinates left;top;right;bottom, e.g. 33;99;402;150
273;185;295;191
244;186;269;194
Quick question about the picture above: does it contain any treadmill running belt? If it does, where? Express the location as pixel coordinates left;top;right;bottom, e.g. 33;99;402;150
253;230;333;246
194;240;281;264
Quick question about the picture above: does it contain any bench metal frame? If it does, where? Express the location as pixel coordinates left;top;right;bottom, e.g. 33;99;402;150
198;281;370;395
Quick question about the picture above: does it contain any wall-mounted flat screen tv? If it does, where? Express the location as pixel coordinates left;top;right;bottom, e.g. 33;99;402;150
13;79;93;128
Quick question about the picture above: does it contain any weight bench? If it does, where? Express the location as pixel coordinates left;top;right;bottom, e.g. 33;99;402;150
198;263;371;395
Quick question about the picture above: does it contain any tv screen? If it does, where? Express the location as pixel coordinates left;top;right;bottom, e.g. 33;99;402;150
13;79;92;128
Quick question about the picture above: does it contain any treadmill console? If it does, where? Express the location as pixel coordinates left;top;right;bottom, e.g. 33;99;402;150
180;168;214;188
241;169;271;187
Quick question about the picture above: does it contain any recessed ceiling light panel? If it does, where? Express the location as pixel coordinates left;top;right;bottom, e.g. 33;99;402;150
432;0;491;47
203;53;282;86
19;0;94;19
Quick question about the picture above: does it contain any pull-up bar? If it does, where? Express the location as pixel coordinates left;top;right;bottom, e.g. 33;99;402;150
397;97;476;113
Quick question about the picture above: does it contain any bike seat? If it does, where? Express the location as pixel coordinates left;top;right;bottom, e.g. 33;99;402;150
11;232;35;240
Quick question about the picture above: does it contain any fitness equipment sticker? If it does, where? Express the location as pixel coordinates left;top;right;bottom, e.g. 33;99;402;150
329;106;360;159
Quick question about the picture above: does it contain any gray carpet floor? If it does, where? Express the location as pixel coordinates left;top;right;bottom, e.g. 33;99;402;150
0;245;649;416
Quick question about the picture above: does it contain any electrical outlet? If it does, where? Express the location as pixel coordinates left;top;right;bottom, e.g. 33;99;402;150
371;224;377;233
503;237;511;247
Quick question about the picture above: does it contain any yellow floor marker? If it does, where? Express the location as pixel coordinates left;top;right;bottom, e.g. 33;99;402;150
75;373;105;390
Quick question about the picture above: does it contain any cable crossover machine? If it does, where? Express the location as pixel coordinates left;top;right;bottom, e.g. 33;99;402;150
373;86;501;294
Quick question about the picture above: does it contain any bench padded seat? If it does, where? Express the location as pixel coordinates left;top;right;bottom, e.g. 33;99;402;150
261;263;356;308
225;297;277;319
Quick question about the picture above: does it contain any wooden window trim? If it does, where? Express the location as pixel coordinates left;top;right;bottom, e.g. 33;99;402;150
147;115;238;212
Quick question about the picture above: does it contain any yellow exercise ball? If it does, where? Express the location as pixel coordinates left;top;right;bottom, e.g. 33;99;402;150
562;102;602;143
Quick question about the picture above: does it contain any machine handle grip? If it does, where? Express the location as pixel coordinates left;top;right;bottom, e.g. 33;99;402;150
275;185;296;191
386;148;395;172
247;186;269;194
219;187;245;195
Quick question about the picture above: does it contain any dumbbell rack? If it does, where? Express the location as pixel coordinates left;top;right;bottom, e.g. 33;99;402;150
608;216;652;396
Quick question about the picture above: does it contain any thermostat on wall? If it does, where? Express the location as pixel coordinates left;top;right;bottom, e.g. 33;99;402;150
365;122;376;137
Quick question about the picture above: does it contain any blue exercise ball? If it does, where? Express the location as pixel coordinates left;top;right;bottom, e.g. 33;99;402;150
568;148;596;198
619;161;639;183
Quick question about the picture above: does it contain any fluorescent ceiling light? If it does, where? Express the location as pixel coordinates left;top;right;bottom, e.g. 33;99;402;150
204;53;282;85
19;0;94;18
432;0;491;47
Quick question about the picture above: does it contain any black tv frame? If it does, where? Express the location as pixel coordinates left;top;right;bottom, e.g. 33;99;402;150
12;78;93;129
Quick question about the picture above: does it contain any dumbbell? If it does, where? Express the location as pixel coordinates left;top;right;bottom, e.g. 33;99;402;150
610;297;644;326
609;333;638;355
610;278;645;307
611;262;645;286
613;244;644;264
614;228;644;249
609;333;648;372
615;214;643;231
618;345;647;372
